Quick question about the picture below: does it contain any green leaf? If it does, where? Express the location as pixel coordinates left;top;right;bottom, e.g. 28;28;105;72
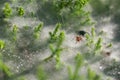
53;23;61;36
0;60;12;77
17;6;25;16
33;32;39;39
55;57;61;69
75;53;84;67
13;24;18;33
49;23;61;43
0;40;5;49
72;53;84;80
87;68;96;80
3;2;12;18
67;66;73;80
33;22;43;39
95;37;102;51
85;33;91;41
17;76;26;80
37;66;46;80
91;27;95;37
106;43;112;48
57;32;65;47
49;44;54;53
93;75;101;80
34;22;43;32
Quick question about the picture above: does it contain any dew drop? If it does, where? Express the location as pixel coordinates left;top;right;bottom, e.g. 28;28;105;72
118;72;120;74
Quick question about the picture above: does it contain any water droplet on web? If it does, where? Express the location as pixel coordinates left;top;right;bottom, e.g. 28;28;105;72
17;66;19;69
8;53;10;56
99;66;103;70
118;72;120;74
99;65;104;70
16;69;19;73
112;72;116;75
20;63;23;66
18;56;21;59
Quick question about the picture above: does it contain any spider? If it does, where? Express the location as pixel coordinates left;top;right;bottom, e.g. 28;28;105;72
75;30;88;43
75;35;83;43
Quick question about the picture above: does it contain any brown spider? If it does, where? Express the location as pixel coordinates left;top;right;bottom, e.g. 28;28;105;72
75;35;83;43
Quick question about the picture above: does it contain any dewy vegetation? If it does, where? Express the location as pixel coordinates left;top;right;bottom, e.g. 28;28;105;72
53;0;93;27
0;40;12;79
3;3;12;18
0;0;118;80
